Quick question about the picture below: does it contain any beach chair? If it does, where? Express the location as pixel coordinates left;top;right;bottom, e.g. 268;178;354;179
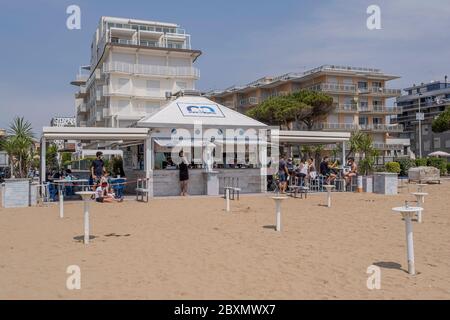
223;177;240;200
136;178;150;203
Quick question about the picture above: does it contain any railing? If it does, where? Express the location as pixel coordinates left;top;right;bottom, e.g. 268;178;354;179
369;87;401;95
310;83;357;93
312;123;404;132
239;97;260;106
77;103;87;114
372;143;404;150
103;85;164;98
335;104;358;112
303;65;382;76
359;105;402;113
109;37;190;50
103;62;200;78
360;124;404;132
313;123;360;131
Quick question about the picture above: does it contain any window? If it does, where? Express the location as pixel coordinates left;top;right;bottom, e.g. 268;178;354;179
343;78;353;85
359;117;368;125
175;81;187;91
117;78;130;91
118;100;130;114
434;137;441;149
423;140;431;152
372;81;382;88
358;81;368;89
146;80;160;95
373;117;382;125
445;140;450;148
146;102;160;114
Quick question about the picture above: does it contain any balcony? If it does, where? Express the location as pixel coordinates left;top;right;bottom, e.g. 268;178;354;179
313;123;404;132
239;97;260;107
75;86;87;98
368;87;401;97
77;103;87;114
373;143;404;150
334;104;358;113
359;105;402;114
313;123;360;131
103;85;164;99
109;36;190;50
310;83;356;93
360;124;404;132
103;62;200;79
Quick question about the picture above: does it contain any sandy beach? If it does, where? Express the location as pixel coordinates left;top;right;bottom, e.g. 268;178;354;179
1;181;449;300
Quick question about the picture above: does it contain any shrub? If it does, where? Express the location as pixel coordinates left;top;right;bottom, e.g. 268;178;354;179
385;162;401;174
396;158;416;176
427;157;448;175
415;158;428;166
447;163;450;175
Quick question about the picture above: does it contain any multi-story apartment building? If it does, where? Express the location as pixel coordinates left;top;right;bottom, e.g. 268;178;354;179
208;65;408;156
396;80;450;156
72;16;201;128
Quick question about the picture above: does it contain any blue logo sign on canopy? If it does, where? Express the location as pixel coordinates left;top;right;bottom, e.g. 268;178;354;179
177;102;225;118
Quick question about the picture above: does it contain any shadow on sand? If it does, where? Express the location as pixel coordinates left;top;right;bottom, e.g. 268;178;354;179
373;261;409;274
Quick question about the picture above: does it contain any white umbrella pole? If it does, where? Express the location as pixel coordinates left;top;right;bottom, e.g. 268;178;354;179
84;200;90;245
59;187;64;218
405;216;415;275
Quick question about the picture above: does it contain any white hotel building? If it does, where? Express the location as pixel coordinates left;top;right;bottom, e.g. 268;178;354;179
72;16;201;128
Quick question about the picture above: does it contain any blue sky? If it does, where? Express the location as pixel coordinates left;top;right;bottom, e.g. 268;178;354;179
0;0;449;133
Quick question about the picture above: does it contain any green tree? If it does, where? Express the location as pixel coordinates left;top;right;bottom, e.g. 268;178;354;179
432;108;450;133
290;90;334;130
0;117;35;178
247;90;333;130
357;133;379;176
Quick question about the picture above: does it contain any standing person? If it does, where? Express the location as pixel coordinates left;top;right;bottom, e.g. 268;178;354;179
278;155;289;194
178;150;189;196
90;151;106;186
308;158;317;180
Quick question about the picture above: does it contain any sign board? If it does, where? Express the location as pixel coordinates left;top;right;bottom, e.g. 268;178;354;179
416;112;425;121
177;102;225;118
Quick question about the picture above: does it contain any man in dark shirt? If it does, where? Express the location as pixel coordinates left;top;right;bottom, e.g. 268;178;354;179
91;151;106;183
320;156;336;185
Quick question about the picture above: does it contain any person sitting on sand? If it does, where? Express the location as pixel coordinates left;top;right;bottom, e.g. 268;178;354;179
95;177;123;203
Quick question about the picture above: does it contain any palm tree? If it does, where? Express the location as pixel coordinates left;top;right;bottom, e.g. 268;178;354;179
0;117;35;178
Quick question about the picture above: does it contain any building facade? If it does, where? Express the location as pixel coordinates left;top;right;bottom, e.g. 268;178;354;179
208;65;408;156
396;80;450;156
72;17;201;128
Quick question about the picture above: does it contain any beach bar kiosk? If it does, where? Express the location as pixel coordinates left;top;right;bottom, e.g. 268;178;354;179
136;92;269;197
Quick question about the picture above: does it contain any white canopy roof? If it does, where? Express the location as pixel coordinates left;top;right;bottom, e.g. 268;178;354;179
428;151;450;157
137;95;268;129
